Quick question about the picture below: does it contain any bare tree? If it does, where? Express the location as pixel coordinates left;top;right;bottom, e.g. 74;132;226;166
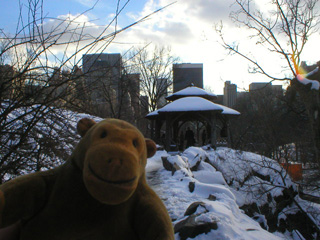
127;45;180;112
231;87;313;160
79;54;140;124
217;0;320;80
217;0;320;166
0;0;167;182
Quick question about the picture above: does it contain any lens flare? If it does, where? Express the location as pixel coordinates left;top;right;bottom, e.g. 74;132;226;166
291;54;306;80
291;54;320;90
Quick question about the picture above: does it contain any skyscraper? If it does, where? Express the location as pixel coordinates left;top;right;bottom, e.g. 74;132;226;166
82;53;122;103
156;78;168;108
173;63;203;92
249;82;283;95
82;53;140;121
223;81;237;107
249;82;271;92
82;53;122;74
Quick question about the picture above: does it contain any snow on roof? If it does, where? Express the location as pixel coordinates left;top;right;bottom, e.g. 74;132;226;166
166;86;217;101
146;109;158;117
158;97;223;113
215;103;240;115
146;97;240;117
145;109;162;119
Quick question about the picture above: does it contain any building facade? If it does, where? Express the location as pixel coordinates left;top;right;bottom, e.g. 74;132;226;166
156;78;168;108
249;82;283;95
223;81;237;107
82;53;140;121
173;63;203;92
82;53;122;104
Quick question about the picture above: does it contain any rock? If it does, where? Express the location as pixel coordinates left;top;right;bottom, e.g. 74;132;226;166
161;156;174;173
174;214;218;240
184;202;208;216
183;149;206;171
174;202;218;240
208;194;217;201
190;159;201;171
161;156;187;175
189;182;195;193
161;156;180;175
252;214;268;230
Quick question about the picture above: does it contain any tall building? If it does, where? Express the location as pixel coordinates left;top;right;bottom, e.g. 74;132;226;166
0;64;19;100
126;73;141;123
82;53;140;121
82;53;122;104
223;81;237;107
173;63;203;92
249;82;283;95
156;78;168;108
83;53;122;75
138;95;149;136
249;82;271;92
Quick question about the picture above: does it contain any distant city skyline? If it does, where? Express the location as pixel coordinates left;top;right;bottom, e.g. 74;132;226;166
1;0;319;95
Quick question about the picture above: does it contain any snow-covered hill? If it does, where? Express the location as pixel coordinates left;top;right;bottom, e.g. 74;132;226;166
146;147;320;240
2;105;319;239
1;105;102;181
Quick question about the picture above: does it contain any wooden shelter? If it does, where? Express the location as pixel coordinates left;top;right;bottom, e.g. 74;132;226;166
145;86;240;151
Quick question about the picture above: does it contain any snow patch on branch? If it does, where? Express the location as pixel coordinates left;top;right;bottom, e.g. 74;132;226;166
297;67;320;90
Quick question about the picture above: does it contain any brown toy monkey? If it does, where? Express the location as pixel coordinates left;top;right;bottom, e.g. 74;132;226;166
0;118;174;240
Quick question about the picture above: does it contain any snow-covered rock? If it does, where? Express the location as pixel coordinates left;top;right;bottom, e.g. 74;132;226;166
4;105;319;239
146;147;300;240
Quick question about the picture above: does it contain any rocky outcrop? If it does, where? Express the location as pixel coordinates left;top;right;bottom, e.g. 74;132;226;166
174;202;218;240
159;147;320;239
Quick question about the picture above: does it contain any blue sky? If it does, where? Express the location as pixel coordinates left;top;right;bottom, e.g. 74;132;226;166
1;0;141;31
1;0;320;94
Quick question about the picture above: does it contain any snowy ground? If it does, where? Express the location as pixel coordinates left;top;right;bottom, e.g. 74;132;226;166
146;147;319;240
3;105;319;239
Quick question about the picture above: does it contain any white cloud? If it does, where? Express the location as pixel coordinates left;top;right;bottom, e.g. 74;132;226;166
180;0;234;22
15;0;318;94
73;0;99;8
123;0;320;94
113;0;257;93
19;13;120;68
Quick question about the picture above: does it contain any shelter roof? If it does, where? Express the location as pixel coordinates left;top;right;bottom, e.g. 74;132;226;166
214;103;241;115
146;97;240;119
166;86;217;101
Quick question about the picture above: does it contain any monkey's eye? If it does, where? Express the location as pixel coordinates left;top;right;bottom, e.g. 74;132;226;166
132;139;139;148
100;130;107;138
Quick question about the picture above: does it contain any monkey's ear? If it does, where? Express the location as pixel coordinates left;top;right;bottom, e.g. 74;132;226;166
77;118;96;137
145;139;157;158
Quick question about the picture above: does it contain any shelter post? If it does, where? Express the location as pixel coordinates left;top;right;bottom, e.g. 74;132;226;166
226;119;232;148
165;114;171;151
210;113;217;148
150;120;155;140
155;119;162;143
